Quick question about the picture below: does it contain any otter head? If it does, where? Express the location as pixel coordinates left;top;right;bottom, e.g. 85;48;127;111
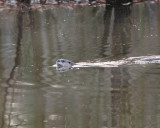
56;59;75;68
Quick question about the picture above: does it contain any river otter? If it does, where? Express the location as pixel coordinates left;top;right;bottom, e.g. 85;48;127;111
56;59;76;68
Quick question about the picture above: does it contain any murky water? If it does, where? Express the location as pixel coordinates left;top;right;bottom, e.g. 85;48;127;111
0;2;160;128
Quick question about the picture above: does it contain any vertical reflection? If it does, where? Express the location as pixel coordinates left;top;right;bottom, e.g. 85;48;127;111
103;5;132;128
6;11;24;86
111;6;131;56
101;6;113;57
111;67;131;127
3;9;45;128
102;5;131;58
0;88;6;128
2;10;24;128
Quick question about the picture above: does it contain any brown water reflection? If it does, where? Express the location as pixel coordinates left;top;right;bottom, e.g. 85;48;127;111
0;2;160;128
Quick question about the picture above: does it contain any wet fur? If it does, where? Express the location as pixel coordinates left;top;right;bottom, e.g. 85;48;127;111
56;59;76;67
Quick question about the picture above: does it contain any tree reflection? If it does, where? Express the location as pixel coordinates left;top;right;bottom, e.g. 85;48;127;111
103;5;132;128
102;5;131;58
6;11;23;86
4;8;37;128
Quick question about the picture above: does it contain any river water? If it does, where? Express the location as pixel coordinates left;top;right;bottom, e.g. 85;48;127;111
0;2;160;128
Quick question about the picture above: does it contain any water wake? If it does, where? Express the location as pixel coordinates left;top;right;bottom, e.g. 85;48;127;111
54;55;160;72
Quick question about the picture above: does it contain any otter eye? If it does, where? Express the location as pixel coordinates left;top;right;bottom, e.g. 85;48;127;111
68;62;71;64
62;60;65;63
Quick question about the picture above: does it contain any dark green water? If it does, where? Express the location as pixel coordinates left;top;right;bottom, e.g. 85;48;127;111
0;2;160;128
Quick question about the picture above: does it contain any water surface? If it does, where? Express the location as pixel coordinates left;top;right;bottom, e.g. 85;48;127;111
0;2;160;128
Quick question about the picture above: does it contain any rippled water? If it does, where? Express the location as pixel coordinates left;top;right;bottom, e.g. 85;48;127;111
0;2;160;128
